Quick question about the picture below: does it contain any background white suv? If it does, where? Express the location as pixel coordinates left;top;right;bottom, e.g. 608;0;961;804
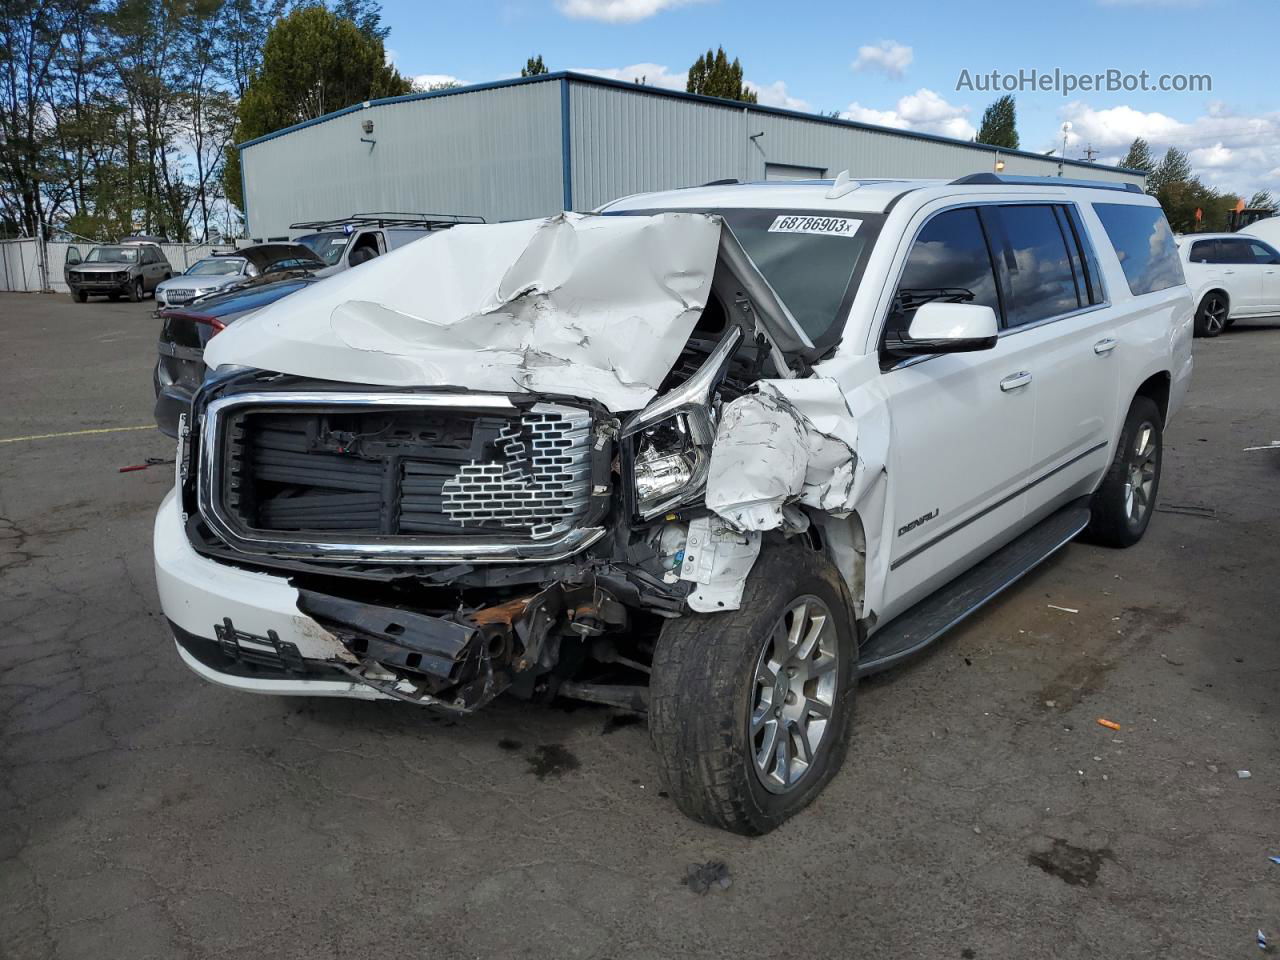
1178;232;1280;336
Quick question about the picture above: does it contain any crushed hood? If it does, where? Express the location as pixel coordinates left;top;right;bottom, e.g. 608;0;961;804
203;212;722;412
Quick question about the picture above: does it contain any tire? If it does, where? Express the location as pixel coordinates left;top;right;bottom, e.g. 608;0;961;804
649;543;858;835
129;277;144;302
1085;396;1162;548
107;292;120;302
72;289;87;303
1193;291;1228;338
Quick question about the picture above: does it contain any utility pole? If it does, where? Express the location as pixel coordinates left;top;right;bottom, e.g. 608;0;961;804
1083;143;1099;163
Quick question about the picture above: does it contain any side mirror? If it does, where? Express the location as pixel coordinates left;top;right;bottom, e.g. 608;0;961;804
894;302;999;356
66;247;81;266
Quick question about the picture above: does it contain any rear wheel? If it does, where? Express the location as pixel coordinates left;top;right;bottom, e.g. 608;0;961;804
1194;291;1228;337
129;277;144;302
649;544;857;835
1085;396;1162;547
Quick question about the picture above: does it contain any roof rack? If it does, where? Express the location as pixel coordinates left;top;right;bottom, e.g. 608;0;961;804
950;173;1144;194
289;211;485;232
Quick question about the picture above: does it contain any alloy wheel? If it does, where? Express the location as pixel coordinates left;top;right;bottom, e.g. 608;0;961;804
749;596;840;794
1202;297;1227;334
1123;421;1158;526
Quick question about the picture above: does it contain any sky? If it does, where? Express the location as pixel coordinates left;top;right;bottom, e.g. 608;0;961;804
379;0;1280;197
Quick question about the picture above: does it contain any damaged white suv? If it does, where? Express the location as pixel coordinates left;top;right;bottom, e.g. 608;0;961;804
154;173;1193;835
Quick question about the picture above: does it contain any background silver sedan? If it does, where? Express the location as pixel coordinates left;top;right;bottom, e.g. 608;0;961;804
155;255;250;308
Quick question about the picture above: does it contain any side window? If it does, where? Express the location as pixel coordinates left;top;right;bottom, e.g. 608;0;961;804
1217;238;1257;264
989;205;1082;326
1092;202;1184;296
886;207;1001;342
1189;240;1217;263
1246;239;1280;264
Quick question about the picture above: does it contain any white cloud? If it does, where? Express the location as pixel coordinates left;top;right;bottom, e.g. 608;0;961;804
570;62;687;90
412;74;468;91
746;80;811;112
841;88;975;140
555;0;706;22
1057;100;1280;194
851;40;913;79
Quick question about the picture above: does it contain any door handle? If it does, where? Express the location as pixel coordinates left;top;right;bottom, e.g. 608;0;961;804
1093;337;1119;355
1223;269;1235;275
1000;371;1033;392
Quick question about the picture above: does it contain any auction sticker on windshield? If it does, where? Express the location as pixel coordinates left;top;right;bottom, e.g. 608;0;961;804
767;215;862;237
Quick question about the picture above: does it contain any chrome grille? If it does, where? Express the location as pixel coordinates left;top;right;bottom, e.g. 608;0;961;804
196;391;609;564
440;409;592;539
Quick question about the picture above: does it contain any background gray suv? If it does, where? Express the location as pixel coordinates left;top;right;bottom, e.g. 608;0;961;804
65;240;172;303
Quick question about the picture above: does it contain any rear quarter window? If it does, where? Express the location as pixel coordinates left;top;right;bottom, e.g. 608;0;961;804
1092;203;1184;296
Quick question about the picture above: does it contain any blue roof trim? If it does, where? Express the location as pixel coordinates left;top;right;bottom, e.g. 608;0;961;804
236;71;1144;179
559;78;573;212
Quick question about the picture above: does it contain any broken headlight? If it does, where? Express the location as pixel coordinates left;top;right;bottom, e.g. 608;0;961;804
631;413;711;518
621;327;744;520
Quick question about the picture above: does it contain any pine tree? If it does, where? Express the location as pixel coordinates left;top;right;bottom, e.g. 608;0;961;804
685;47;757;103
1247;189;1275;211
1147;147;1192;197
521;54;548;77
975;95;1019;149
1119;137;1156;175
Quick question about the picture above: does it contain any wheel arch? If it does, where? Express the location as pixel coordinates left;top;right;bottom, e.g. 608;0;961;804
805;510;867;621
1198;286;1230;313
1134;370;1171;425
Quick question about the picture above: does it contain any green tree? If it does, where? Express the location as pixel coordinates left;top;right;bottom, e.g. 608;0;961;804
521;54;548;77
975;94;1019;149
330;0;389;40
221;5;410;210
1119;137;1156;176
1247;189;1275;211
686;47;757;103
1147;146;1192;198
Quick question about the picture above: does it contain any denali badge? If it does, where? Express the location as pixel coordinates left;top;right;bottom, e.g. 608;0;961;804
897;508;939;537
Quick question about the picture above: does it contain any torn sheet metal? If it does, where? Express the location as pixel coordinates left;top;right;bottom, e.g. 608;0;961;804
203;212;722;412
704;378;861;532
678;515;762;612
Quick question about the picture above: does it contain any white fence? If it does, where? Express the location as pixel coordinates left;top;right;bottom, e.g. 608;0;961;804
1;239;222;293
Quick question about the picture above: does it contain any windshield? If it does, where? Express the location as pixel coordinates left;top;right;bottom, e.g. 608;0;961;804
186;258;244;277
604;208;883;346
716;210;881;342
294;231;349;265
85;246;139;264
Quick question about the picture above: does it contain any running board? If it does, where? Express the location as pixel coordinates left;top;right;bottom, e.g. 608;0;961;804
856;501;1092;677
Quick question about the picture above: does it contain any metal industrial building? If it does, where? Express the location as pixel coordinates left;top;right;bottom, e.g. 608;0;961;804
239;71;1145;237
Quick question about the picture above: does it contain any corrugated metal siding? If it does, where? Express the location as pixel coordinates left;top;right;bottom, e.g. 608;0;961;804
567;80;1142;210
240;82;563;236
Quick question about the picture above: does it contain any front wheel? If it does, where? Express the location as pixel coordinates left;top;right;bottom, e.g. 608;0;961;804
649;544;857;835
1085;396;1162;547
129;277;144;302
72;289;87;303
1194;292;1228;337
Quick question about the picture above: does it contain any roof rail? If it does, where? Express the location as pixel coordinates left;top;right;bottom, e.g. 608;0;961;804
950;173;1144;194
288;211;485;232
696;178;740;187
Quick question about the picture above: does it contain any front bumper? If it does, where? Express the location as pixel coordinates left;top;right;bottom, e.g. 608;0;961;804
70;277;131;294
154;488;395;700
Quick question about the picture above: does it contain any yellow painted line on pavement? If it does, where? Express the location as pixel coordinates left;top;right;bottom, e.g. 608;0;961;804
0;424;157;445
